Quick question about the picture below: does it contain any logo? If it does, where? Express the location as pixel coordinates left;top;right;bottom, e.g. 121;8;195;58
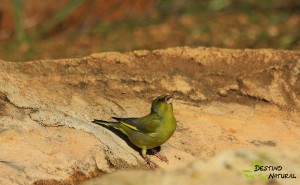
242;161;297;180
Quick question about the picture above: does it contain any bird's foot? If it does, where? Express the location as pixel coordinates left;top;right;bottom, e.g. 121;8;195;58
143;156;159;169
154;152;169;163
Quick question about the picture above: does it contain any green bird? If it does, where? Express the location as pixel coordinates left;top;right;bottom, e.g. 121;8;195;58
92;95;177;169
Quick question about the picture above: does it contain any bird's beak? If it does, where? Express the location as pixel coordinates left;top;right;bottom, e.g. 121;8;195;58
165;95;174;104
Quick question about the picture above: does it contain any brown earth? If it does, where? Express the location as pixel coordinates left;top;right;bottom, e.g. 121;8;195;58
0;0;156;42
0;47;300;185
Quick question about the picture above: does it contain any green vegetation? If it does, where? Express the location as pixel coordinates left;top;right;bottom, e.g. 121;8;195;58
2;0;300;61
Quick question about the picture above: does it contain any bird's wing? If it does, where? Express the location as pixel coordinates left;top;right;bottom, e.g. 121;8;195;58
112;114;162;133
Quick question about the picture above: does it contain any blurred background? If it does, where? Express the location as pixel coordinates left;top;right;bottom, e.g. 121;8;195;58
0;0;300;61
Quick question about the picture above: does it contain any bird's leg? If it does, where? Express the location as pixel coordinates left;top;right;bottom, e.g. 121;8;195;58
151;148;169;163
141;147;158;169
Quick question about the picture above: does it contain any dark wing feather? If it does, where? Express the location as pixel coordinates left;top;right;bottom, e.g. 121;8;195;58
112;114;162;133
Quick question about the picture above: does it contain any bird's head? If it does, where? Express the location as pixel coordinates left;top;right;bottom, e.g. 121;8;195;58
151;95;174;115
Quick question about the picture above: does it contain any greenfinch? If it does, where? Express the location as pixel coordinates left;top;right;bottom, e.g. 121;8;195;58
92;95;177;169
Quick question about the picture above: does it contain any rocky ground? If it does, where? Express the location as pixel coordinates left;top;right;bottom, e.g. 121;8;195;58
0;47;300;185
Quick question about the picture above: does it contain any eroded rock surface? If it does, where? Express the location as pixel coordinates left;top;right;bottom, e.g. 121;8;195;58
84;148;300;185
0;47;300;185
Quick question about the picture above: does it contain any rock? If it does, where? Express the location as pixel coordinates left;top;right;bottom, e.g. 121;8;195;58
0;47;300;185
84;148;300;185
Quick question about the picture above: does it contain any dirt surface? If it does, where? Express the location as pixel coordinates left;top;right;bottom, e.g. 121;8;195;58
0;47;300;185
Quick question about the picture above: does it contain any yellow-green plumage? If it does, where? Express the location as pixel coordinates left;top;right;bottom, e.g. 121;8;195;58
92;95;177;168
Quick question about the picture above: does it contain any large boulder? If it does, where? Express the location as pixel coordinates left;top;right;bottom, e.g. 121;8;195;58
0;47;300;185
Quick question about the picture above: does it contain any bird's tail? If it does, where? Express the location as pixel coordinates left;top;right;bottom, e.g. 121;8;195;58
92;119;120;128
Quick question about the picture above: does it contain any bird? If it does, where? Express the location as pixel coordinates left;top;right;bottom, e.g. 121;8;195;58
92;94;177;169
